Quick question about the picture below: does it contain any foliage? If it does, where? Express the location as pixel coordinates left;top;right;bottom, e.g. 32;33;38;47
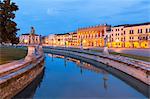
0;0;19;44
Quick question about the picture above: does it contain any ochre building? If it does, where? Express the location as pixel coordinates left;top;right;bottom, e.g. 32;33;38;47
77;24;110;47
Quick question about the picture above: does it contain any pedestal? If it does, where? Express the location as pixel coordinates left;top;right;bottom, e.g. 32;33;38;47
103;47;109;55
37;45;43;55
25;46;36;61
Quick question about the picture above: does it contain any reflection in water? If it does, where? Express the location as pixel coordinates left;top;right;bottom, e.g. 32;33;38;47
14;54;148;98
64;56;67;67
68;57;109;91
103;71;108;91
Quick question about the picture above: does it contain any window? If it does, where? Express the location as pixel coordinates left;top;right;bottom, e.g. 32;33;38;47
146;28;148;33
138;29;140;33
129;30;131;34
141;29;142;33
130;30;134;34
146;36;148;40
116;29;117;31
132;30;134;34
124;31;125;35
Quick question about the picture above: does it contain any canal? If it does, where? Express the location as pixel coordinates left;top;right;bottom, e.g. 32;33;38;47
14;54;147;98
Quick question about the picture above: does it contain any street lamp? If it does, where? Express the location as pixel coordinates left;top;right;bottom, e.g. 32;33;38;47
115;39;119;48
24;39;28;45
80;37;83;50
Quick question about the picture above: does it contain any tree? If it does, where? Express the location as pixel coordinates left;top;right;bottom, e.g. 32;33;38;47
0;0;19;44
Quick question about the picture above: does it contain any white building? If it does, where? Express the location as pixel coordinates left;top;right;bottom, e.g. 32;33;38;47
19;33;40;45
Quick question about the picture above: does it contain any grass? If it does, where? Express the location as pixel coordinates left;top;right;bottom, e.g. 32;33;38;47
0;47;27;65
90;49;150;62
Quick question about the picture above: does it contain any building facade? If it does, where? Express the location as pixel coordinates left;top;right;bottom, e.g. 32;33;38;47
45;32;77;47
19;33;40;45
77;24;110;47
107;22;150;48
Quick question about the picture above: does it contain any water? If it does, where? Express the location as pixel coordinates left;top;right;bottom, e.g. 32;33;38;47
14;54;147;99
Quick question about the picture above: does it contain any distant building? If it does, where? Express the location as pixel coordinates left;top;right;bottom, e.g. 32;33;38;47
19;33;40;45
77;24;111;47
107;22;150;48
69;32;78;46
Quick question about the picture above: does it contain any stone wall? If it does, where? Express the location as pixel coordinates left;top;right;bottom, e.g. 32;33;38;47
0;45;44;99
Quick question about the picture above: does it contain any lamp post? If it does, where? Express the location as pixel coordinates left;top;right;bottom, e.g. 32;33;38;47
115;39;119;48
80;38;82;49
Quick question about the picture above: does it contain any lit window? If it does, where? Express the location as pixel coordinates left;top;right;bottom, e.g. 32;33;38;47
141;29;142;33
146;28;148;33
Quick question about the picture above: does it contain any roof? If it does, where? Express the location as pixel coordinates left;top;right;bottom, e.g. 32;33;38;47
113;22;150;27
21;33;39;36
55;33;69;36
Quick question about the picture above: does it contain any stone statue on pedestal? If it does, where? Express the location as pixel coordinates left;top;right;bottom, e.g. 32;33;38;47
103;35;109;55
29;27;35;44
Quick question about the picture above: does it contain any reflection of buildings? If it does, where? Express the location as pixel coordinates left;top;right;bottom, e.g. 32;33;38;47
76;62;104;73
106;22;150;48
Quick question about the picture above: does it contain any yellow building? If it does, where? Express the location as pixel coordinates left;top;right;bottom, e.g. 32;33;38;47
77;24;110;47
107;22;150;48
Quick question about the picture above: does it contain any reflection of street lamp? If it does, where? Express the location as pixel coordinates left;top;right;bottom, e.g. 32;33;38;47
103;71;109;91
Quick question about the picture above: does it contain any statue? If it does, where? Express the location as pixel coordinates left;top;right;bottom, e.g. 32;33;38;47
103;35;109;55
30;27;35;35
29;27;35;44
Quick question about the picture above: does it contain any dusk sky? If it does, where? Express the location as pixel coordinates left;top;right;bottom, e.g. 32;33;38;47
13;0;150;36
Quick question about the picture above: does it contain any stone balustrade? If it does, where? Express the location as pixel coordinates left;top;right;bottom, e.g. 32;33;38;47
0;45;44;99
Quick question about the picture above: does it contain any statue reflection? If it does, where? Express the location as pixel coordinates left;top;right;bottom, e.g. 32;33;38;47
102;71;109;91
13;68;45;99
80;68;83;75
64;56;67;67
51;54;54;62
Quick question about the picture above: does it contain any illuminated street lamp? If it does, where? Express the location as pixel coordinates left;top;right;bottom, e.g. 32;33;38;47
24;39;28;44
115;39;119;48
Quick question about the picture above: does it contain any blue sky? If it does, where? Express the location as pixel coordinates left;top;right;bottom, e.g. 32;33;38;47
12;0;150;36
